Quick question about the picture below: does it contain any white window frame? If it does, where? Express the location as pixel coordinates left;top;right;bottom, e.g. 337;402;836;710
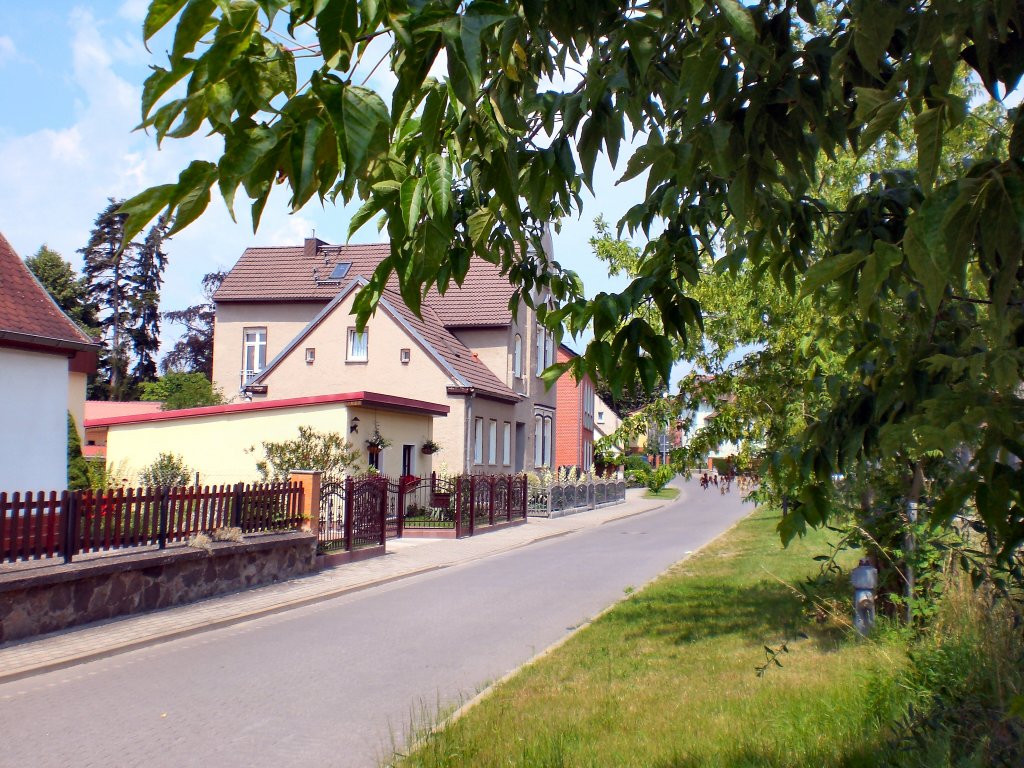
535;326;545;376
474;417;484;464
543;416;553;467
544;332;554;368
347;328;368;361
513;334;523;377
488;419;497;464
502;422;511;465
242;327;267;383
534;415;543;467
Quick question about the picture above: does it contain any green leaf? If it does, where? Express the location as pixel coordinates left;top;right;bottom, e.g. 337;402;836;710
467;207;496;252
171;0;216;65
914;106;944;191
348;196;385;239
425;154;452;216
799;251;868;298
118;184;177;245
144;0;190;40
401;176;426;231
715;0;755;44
342;85;389;173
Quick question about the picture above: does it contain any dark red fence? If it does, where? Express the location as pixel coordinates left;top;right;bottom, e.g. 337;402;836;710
316;473;527;552
1;482;304;565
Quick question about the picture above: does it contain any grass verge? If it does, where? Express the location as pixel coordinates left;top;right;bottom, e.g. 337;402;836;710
393;507;907;767
643;487;681;500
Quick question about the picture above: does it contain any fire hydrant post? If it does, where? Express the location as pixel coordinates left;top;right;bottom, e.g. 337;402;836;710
851;558;878;636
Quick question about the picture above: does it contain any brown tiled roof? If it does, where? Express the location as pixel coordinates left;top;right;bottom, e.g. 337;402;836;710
0;232;95;350
379;287;518;402
215;239;515;325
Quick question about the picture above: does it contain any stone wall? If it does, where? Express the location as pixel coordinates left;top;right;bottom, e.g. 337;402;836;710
0;532;317;644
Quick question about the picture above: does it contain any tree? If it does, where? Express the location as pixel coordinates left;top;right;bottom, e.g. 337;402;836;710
126;2;1024;561
24;246;99;336
161;271;227;378
67;413;90;491
251;426;360;484
80;199;168;400
139;371;224;410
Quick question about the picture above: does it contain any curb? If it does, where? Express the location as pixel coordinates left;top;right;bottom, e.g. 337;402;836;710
0;498;667;685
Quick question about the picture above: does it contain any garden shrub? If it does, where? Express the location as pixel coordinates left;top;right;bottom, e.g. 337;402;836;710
139;452;193;488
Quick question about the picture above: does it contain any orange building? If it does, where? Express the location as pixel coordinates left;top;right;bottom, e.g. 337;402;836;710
554;344;595;472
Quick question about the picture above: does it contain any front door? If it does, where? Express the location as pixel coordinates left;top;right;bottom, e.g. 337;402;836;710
402;444;414;476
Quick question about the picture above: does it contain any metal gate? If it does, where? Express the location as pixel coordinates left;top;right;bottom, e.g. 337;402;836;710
318;480;347;552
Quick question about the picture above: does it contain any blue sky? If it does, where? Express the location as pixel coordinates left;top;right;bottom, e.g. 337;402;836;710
0;2;646;362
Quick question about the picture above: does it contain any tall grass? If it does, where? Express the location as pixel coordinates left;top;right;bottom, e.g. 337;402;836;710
392;509;910;767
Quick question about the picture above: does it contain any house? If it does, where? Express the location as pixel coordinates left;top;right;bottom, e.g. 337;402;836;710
210;238;558;474
92;391;448;484
0;232;98;491
82;400;164;459
593;394;621;442
554;343;595;471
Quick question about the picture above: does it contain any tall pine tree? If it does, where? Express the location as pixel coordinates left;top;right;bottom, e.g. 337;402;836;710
80;199;168;400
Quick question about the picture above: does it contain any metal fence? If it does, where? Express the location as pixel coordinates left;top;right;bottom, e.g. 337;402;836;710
1;482;305;565
527;478;627;517
316;472;527;552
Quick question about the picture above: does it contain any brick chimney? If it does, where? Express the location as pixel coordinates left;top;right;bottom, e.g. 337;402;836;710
304;237;326;260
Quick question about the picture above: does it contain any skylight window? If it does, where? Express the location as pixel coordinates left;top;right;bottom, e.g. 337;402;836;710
329;262;352;280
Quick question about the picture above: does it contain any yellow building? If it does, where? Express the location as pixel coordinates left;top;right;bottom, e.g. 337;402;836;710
89;391;448;485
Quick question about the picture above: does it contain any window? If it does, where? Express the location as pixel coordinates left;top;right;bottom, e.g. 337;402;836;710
535;326;545;376
597;410;605;424
474;417;484;464
488;419;497;464
534;415;543;467
347;328;368;361
513;334;523;377
368;448;380;470
502;422;511;465
543;416;553;467
402;445;414;476
544;331;554;368
583;439;592;471
243;328;267;383
400;348;411;363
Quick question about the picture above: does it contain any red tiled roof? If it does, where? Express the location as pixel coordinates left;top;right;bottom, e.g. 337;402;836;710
0;232;95;350
84;391;449;427
215;239;515;325
84;401;165;420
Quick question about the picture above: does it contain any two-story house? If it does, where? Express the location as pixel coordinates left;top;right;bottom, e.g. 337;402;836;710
554;343;595;472
211;238;557;474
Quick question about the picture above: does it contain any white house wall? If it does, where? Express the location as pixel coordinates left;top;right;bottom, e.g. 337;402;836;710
0;347;69;492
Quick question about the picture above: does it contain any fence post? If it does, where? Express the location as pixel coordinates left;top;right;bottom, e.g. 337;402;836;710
231;482;244;528
62;490;79;564
454;477;463;538
288;470;321;536
468;476;476;536
396;479;406;539
157;487;169;550
344;476;354;552
378;478;387;547
506;476;513;522
521;477;528;519
488;477;496;526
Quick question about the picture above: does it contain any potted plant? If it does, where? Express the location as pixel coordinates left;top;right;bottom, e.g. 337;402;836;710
421;438;442;455
365;427;392;454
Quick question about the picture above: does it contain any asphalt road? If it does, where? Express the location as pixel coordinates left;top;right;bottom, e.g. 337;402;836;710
0;480;750;768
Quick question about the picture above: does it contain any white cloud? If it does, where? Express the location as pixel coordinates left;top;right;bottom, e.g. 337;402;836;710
0;35;16;65
118;0;149;23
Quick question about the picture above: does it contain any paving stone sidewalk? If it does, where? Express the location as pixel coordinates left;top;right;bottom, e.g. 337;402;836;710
0;489;668;683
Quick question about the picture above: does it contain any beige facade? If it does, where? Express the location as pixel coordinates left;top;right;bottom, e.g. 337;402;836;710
212;290;556;474
102;397;443;485
212;301;323;397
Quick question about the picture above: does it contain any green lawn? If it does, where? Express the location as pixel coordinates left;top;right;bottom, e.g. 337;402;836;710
394;508;907;767
643;487;681;500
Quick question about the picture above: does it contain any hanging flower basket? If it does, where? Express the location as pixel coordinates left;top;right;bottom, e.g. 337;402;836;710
421;439;442;455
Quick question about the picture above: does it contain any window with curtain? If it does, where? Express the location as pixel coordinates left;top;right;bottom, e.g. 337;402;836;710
347;328;368;361
534;415;543;466
488;419;497;464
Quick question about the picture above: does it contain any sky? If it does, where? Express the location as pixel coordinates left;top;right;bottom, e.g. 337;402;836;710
0;2;646;361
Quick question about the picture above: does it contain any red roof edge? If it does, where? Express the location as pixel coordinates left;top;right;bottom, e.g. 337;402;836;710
85;391;450;427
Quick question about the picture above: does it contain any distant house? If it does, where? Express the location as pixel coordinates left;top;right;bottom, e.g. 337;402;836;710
210;238;558;474
554;343;595;471
82;400;164;459
0;232;98;491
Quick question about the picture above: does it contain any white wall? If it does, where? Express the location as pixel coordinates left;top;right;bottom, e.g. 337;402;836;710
0;347;68;492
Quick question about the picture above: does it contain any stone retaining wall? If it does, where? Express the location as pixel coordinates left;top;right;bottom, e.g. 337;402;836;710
0;532;317;644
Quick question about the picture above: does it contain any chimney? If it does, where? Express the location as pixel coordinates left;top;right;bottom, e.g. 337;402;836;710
304;237;325;260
